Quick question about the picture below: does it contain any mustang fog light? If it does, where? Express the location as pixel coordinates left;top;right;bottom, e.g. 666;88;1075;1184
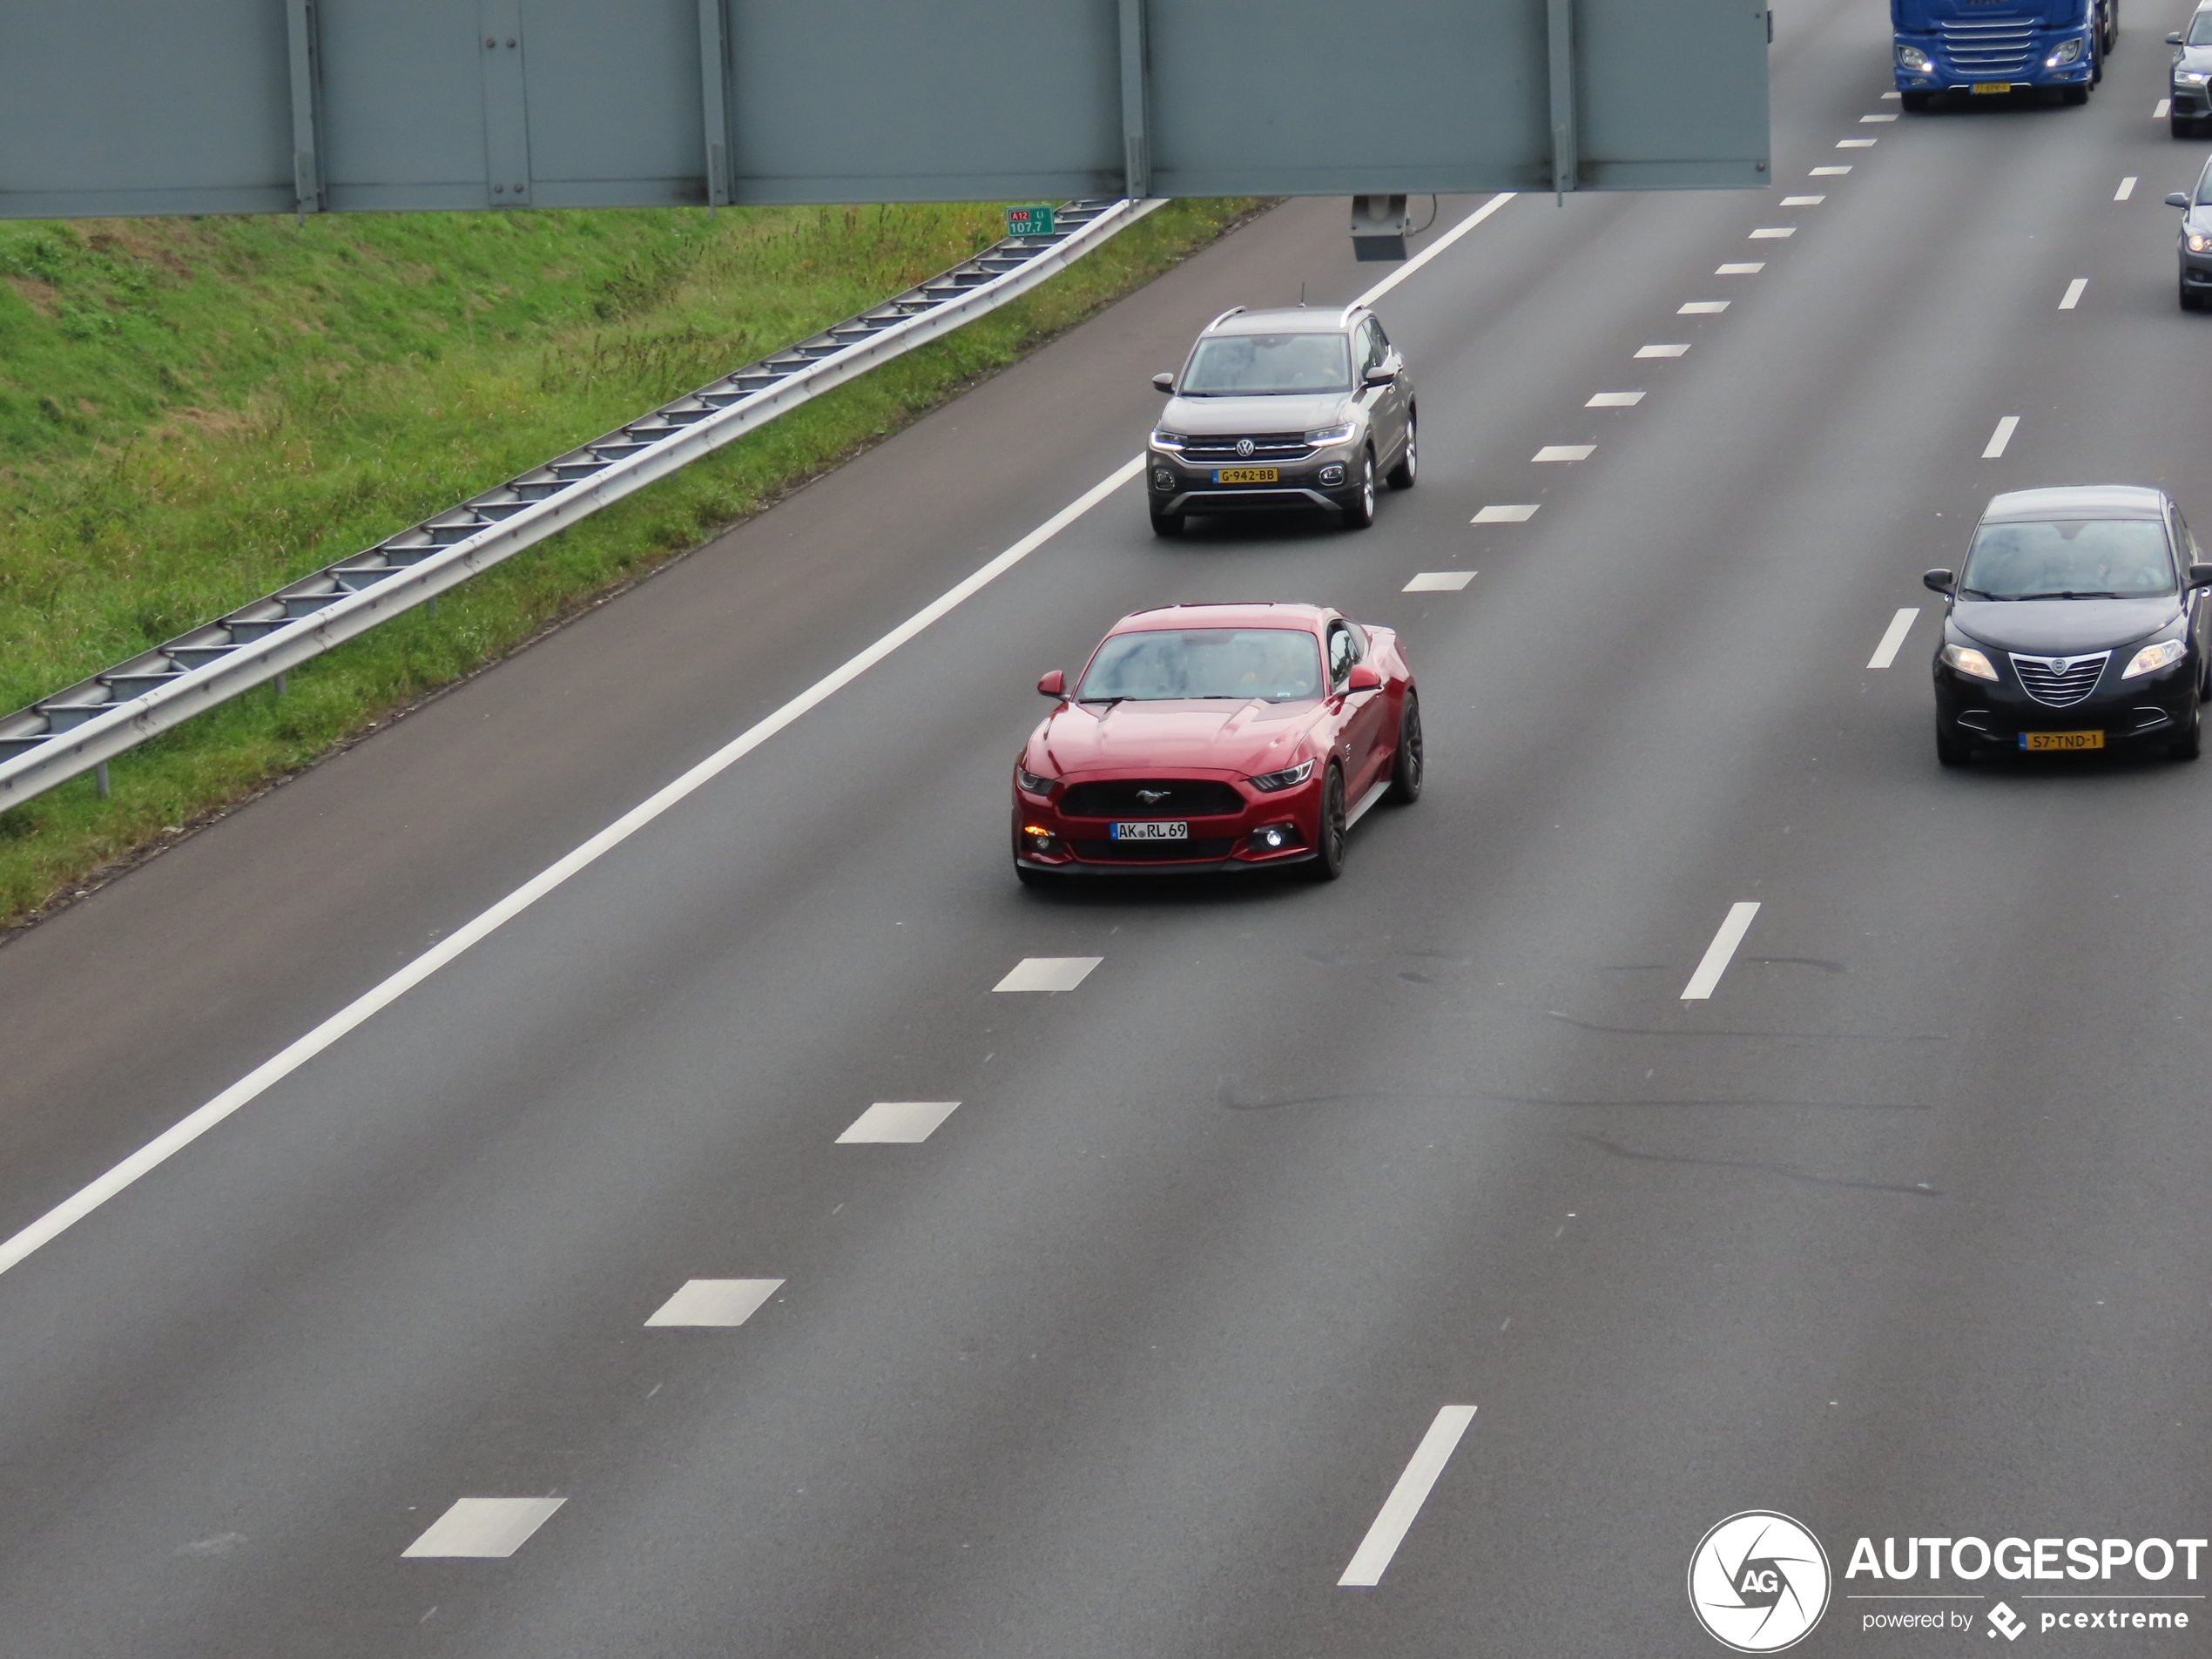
1022;824;1058;852
1250;822;1301;852
1318;463;1346;486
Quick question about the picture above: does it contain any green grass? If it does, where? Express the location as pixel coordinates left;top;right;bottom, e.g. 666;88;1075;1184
0;198;1262;927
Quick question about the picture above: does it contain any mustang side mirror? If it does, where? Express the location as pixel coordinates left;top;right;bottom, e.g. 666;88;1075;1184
1037;669;1066;697
1345;664;1384;692
2189;563;2212;588
1361;363;1399;387
2169;192;2194;209
1152;372;1176;393
1923;568;1956;595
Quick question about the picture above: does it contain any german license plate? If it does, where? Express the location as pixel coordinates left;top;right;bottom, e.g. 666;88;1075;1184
1214;467;1278;484
1111;820;1188;840
1971;81;2012;93
2020;731;2103;751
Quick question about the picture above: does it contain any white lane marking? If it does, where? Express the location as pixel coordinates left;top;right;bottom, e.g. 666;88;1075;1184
1811;165;1852;175
1837;138;1878;148
1677;300;1730;314
2115;174;2138;200
1982;415;2019;458
1635;343;1689;358
1749;226;1796;239
993;956;1101;993
1867;607;1921;670
1353;193;1516;308
1404;571;1476;592
645;1278;784;1326
403;1499;565;1559
1780;194;1826;206
1338;1406;1478;1587
839;1101;962;1143
1532;445;1594;462
0;457;1147;1283
1586;391;1644;407
1471;503;1539;523
2157;98;2173;118
1344;779;1393;830
2059;278;2087;310
1860;111;1898;122
1716;261;1764;274
1681;901;1761;1001
1880;90;1902;99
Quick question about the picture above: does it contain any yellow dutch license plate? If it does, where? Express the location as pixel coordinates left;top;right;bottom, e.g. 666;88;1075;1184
1971;81;2012;94
2020;731;2103;752
1214;466;1278;484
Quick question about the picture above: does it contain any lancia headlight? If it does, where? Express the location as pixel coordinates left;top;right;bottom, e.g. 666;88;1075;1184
2189;233;2212;253
1896;43;1933;70
2122;639;2188;678
1941;643;2000;681
1303;422;1357;447
2047;36;2083;64
1249;759;1316;792
1015;765;1056;794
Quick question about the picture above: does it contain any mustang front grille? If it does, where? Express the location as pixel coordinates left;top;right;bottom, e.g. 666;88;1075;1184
1061;779;1247;817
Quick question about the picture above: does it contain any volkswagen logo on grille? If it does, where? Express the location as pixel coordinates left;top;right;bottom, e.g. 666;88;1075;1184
1235;438;1256;457
1136;788;1171;804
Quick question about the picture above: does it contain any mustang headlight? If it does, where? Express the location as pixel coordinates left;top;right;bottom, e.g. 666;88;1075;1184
1249;759;1316;792
1015;765;1056;794
1149;429;1186;451
2047;36;2084;64
1896;43;1932;70
1303;422;1357;447
2122;639;2188;678
1942;643;2000;682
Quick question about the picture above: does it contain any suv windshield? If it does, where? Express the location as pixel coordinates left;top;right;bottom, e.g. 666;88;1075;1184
1077;628;1324;703
1960;519;2175;599
2190;10;2212;43
1181;333;1351;395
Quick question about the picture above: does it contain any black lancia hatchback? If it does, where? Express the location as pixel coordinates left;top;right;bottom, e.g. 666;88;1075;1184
1927;486;2212;765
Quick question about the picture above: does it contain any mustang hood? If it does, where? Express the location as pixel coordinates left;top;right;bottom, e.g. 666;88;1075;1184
1037;698;1320;777
1953;596;2181;655
1160;393;1350;435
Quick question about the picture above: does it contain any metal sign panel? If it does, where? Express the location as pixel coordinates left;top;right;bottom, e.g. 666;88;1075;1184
0;0;1769;219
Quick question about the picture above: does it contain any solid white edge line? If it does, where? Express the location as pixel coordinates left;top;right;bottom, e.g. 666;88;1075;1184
1681;901;1761;1001
1339;1405;1478;1587
0;456;1145;1281
1355;194;1516;308
1983;415;2019;459
2059;278;2087;310
1867;607;1920;670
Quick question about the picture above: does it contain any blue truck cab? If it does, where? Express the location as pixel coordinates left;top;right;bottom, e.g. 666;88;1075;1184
1893;0;2115;109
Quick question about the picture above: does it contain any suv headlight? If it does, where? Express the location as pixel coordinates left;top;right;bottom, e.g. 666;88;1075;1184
2182;68;2211;84
1941;643;2000;681
1303;422;1356;447
2047;36;2083;64
2122;638;2188;678
1015;765;1055;794
1896;43;1932;70
1249;759;1315;792
1149;430;1186;451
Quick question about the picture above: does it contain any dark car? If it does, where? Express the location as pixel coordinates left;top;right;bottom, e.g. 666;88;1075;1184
1012;603;1420;882
1144;305;1416;536
2163;161;2212;307
2172;4;2212;134
1926;485;2212;765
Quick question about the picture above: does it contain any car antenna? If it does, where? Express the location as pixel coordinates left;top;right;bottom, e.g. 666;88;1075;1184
1298;283;1306;307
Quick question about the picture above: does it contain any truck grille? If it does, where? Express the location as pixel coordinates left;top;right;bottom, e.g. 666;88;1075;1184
1062;779;1246;817
1938;18;2036;75
1180;433;1313;463
2011;651;2108;707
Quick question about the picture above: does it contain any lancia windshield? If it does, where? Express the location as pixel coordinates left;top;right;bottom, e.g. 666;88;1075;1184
1959;519;2175;599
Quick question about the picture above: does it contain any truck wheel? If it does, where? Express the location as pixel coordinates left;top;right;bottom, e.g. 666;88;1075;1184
2062;83;2089;105
1901;91;1932;111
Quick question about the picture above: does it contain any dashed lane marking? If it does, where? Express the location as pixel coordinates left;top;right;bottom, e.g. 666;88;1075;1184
1860;111;1898;122
1838;138;1878;148
1983;415;2020;459
1677;300;1730;314
1635;343;1689;358
646;1278;784;1326
2116;175;2138;200
993;957;1102;993
1471;503;1539;523
839;1101;962;1143
1404;571;1476;592
1867;608;1921;670
1338;1406;1479;1587
2157;98;2173;118
1716;262;1764;274
1780;194;1825;206
1749;226;1796;239
1811;165;1852;175
403;1499;565;1559
1880;90;1902;99
1586;391;1645;407
2059;278;2087;310
1682;902;1761;1001
1532;445;1594;462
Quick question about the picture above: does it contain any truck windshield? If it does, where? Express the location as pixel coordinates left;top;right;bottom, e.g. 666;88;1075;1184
1181;333;1351;395
1959;520;2175;599
1077;629;1324;702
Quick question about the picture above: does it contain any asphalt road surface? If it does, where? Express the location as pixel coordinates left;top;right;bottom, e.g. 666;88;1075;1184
3;1;2210;1653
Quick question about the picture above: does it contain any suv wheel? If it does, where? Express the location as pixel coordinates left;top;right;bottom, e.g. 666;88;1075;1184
1341;449;1377;530
1386;411;1418;489
1150;507;1185;536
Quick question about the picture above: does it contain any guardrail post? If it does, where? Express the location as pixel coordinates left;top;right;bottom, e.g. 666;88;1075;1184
285;0;327;219
274;671;288;698
1547;0;1577;200
1117;0;1151;199
94;761;109;799
697;0;732;213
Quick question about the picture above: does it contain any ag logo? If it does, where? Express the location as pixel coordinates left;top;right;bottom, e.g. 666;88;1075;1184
1688;1511;1831;1652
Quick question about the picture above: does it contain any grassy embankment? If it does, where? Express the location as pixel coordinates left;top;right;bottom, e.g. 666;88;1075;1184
0;197;1259;928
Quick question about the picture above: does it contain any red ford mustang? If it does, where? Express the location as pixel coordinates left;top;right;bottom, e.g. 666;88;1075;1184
1012;602;1420;882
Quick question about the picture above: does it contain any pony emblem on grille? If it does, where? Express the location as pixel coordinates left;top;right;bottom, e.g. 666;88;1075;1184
1136;788;1171;804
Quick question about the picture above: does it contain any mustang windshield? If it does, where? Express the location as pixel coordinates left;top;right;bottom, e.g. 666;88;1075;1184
1959;519;2175;599
1180;333;1351;395
1078;628;1324;703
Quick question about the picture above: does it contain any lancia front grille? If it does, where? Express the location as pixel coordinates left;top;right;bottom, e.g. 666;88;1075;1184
2011;651;2109;707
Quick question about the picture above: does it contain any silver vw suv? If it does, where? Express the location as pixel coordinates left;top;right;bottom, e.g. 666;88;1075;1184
1144;304;1416;536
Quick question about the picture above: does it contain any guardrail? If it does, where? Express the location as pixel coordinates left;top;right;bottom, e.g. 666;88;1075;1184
0;196;1160;812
